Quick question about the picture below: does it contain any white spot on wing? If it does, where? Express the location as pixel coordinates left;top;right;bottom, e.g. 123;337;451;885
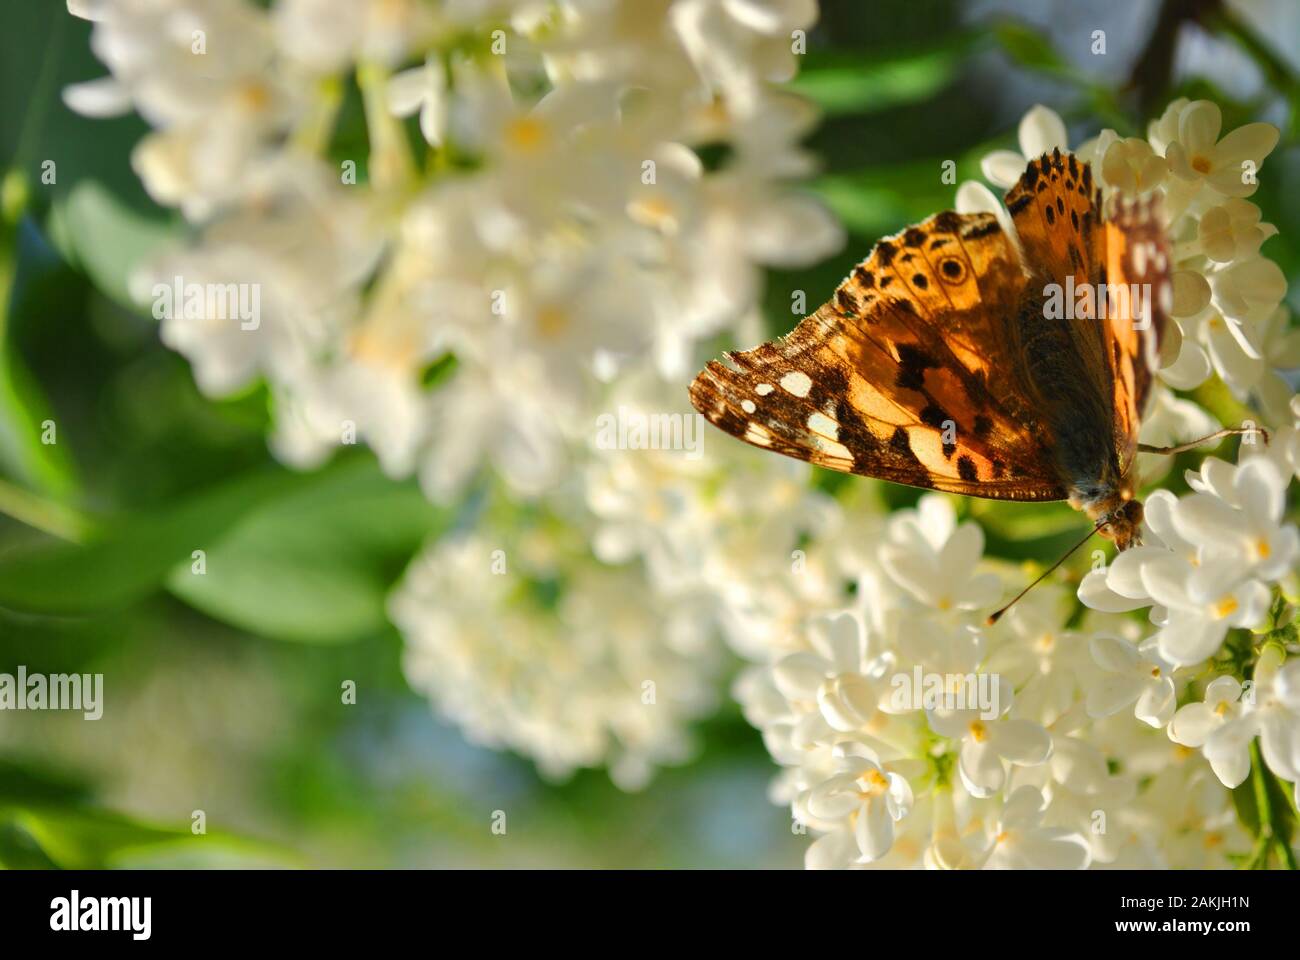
807;412;839;441
780;371;812;398
741;399;756;414
756;383;774;396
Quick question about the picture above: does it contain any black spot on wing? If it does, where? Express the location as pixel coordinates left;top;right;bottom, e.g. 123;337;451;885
883;427;931;487
895;344;938;390
961;219;1001;239
933;211;962;233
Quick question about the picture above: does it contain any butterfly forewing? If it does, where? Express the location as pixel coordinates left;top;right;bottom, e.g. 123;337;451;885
689;210;1068;501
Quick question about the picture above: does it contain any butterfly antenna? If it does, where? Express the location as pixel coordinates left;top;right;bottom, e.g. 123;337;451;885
1137;425;1269;457
985;521;1107;626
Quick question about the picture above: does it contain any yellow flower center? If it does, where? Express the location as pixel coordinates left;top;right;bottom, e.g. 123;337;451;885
1255;538;1271;560
857;768;890;797
627;196;678;233
534;306;569;339
968;720;988;742
350;327;416;369
1149;666;1161;679
504;116;549;153
1191;155;1213;175
1212;596;1239;619
238;81;271;112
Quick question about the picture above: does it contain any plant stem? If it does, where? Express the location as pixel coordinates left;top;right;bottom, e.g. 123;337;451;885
357;62;416;192
0;476;89;542
1248;739;1298;870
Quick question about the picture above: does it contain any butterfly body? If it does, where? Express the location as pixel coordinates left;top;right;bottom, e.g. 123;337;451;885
690;151;1170;552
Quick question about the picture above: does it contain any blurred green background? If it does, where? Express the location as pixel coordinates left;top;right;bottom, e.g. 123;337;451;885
0;0;1296;868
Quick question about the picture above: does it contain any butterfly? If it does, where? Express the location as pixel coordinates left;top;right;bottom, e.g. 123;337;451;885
691;149;1188;615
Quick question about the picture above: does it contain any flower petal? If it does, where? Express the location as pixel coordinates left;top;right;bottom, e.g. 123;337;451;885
1018;105;1068;159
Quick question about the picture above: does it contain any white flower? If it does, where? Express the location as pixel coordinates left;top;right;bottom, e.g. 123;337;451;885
1080;456;1293;667
391;532;718;789
879;495;1002;612
1172;457;1297;580
1236;648;1300;784
1146;97;1191;154
772;613;887;734
1169;676;1251;787
1164;100;1280;198
1136;388;1220;482
801;742;914;868
419;361;572;503
1100;136;1168;195
387;55;448;146
1252;306;1300;424
979;104;1068;189
1085;635;1177;727
985;586;1093;726
981;786;1091;869
1145;559;1270;667
1194;198;1274;262
928;688;1052;799
1210;255;1288;328
1175;650;1300;799
273;0;436;72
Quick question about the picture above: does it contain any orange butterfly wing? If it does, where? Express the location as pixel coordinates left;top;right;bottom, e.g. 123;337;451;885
690;154;1169;505
1004;149;1169;486
689;209;1068;500
1100;194;1171;465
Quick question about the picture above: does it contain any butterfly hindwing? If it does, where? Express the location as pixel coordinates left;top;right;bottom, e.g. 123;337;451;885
1100;193;1171;465
1005;151;1169;484
690;210;1069;501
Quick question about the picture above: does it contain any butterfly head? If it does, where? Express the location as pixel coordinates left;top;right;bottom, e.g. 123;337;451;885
1092;494;1144;551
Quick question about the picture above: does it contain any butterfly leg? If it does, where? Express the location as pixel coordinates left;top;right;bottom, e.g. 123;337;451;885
1137;425;1270;456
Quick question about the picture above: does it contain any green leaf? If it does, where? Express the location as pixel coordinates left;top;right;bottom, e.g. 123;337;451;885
0;805;298;869
991;21;1072;77
810;161;965;237
47;180;178;311
0;467;299;614
166;455;449;643
0;755;93;807
1232;771;1261;837
789;41;973;117
0;216;80;497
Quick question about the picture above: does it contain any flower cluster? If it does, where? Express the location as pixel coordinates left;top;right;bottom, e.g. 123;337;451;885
68;0;841;782
736;492;1268;868
389;524;722;790
68;0;840;501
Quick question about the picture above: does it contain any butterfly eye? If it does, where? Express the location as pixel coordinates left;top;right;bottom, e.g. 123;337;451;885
938;258;966;284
